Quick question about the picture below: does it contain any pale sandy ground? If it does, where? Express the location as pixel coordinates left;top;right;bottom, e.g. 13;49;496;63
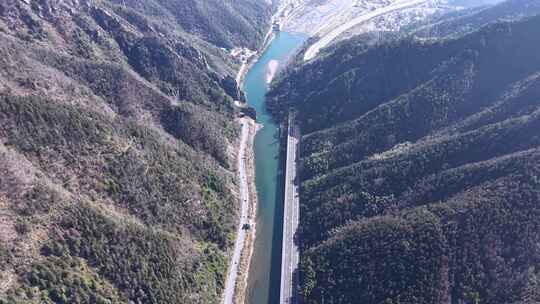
303;0;432;60
276;0;449;61
333;4;445;44
266;60;280;84
282;0;355;35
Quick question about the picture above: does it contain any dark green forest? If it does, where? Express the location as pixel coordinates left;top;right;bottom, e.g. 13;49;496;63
269;5;540;304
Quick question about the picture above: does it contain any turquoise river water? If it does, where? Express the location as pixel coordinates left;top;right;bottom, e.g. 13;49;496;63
242;32;306;304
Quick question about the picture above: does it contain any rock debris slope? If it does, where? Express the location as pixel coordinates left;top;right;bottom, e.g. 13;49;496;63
0;0;270;303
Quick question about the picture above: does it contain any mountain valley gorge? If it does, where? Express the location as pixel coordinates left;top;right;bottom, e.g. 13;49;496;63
1;0;540;304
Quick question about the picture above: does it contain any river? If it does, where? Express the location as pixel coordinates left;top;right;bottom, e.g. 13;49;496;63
242;32;306;304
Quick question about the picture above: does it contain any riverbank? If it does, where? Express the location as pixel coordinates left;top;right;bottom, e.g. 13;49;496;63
233;118;260;304
223;116;259;304
225;2;308;301
224;35;274;304
235;30;276;90
224;5;288;304
242;32;307;304
236;0;295;89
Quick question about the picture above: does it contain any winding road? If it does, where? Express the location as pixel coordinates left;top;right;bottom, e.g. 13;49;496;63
304;0;430;60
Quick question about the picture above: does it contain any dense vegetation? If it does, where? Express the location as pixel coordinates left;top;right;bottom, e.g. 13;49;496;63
409;0;540;39
0;0;269;303
269;5;540;304
108;0;271;49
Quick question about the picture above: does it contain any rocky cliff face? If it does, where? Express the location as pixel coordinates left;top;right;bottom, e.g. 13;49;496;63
0;0;270;303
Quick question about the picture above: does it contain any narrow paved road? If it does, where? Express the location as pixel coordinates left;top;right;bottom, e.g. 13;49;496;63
280;112;300;304
223;120;251;304
304;0;430;60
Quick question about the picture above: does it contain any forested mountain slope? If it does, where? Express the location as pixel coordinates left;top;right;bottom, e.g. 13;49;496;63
410;0;540;39
105;0;271;49
269;9;540;304
0;0;270;303
300;0;540;73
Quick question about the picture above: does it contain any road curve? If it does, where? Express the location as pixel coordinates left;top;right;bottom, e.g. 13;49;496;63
223;119;252;304
304;0;430;61
280;112;300;304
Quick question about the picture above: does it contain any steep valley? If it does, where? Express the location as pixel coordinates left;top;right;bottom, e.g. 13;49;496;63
2;0;540;303
0;0;270;303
